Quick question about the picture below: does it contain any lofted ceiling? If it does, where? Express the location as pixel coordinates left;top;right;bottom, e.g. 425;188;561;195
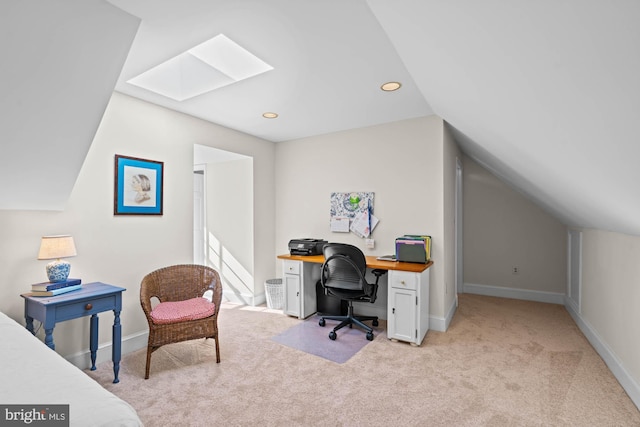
107;0;433;142
367;0;640;235
3;1;640;236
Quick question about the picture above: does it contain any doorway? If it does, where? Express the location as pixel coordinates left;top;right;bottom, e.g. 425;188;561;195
567;229;582;313
455;157;463;306
193;144;255;304
193;166;205;265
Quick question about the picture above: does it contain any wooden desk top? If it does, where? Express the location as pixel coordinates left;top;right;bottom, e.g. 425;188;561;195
277;253;433;273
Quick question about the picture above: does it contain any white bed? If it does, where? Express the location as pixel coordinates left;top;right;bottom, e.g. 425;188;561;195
0;311;143;426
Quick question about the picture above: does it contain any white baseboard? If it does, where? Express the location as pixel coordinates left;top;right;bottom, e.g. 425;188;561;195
428;315;445;332
425;299;456;333
224;289;264;306
66;331;148;370
564;297;640;409
463;282;565;305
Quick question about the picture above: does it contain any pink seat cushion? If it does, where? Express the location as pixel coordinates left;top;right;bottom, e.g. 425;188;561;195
150;297;216;325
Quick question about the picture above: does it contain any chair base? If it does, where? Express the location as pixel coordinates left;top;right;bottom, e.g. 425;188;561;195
319;302;378;341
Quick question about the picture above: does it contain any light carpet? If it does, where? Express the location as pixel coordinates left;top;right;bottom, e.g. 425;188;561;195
86;295;640;426
271;314;380;363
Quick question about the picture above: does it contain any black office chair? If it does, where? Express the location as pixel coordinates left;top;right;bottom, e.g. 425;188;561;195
318;243;387;341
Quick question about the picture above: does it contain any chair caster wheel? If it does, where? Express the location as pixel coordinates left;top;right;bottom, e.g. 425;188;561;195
329;331;337;340
373;319;379;327
366;331;374;341
319;318;326;327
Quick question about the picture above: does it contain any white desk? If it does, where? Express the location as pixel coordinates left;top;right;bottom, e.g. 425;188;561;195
277;254;433;346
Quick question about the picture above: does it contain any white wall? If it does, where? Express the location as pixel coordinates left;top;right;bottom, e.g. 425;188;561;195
0;1;139;211
274;115;451;324
574;229;640;405
206;158;256;304
0;92;276;362
462;154;567;302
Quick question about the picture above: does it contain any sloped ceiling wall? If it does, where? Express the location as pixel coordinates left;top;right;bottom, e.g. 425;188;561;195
0;0;139;210
368;0;640;236
5;0;640;239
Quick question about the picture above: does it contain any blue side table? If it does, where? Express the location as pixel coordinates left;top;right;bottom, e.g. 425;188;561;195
21;282;125;383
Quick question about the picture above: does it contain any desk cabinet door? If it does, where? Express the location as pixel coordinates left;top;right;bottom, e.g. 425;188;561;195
388;287;416;343
283;274;300;317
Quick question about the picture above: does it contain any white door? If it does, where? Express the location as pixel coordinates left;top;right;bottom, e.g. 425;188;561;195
388;287;416;342
283;274;300;317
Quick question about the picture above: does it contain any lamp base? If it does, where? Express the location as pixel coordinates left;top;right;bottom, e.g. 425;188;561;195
46;260;71;283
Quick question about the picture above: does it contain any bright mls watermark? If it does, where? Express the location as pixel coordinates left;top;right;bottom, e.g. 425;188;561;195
1;405;69;426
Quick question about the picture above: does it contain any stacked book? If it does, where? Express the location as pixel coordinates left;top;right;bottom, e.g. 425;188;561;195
30;278;82;297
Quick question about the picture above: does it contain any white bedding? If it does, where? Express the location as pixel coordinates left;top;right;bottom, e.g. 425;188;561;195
0;311;143;426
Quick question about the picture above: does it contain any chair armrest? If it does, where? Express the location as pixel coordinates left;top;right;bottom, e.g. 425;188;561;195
371;268;387;278
371;268;387;285
369;269;387;303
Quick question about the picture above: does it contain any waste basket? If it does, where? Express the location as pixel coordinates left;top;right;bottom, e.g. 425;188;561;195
264;278;283;309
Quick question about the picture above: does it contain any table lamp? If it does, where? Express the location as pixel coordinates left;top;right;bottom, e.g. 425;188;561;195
37;235;77;282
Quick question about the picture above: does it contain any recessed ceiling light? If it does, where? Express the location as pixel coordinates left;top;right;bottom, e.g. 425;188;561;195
381;81;402;92
127;34;273;101
262;112;278;119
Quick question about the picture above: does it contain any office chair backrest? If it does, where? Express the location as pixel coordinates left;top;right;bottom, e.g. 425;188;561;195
321;243;371;294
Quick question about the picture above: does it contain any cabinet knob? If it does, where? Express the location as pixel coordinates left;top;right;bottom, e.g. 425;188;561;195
85;303;93;310
401;280;406;285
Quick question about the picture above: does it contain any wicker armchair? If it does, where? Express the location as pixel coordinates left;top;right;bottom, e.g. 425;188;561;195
140;264;222;379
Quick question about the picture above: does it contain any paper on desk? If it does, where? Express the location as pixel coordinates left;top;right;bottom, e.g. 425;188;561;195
330;216;350;232
350;210;379;238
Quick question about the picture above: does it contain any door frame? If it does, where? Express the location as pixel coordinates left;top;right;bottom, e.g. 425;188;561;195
193;164;206;265
455;157;463;305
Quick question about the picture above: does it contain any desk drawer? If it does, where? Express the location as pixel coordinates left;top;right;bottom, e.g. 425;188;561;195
389;271;418;290
283;260;301;275
55;295;118;322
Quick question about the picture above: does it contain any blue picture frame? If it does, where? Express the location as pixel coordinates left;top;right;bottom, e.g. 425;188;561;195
114;154;164;215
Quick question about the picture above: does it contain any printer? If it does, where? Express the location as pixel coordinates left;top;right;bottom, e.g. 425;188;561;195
288;238;328;256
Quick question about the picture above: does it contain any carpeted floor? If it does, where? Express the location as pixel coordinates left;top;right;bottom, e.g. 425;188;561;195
86;294;640;426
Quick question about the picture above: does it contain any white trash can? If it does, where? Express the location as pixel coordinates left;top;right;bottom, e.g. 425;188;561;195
264;278;283;310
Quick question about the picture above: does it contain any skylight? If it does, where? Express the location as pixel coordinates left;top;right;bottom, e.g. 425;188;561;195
127;34;273;101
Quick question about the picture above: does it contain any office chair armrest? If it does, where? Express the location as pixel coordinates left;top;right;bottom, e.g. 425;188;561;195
369;269;387;303
316;280;329;295
371;269;387;280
